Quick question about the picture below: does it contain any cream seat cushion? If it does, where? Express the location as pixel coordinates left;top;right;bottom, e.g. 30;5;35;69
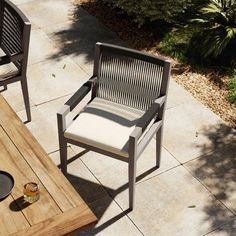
0;49;19;81
64;97;146;157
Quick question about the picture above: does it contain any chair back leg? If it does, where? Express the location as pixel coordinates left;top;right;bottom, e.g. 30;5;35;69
20;77;31;122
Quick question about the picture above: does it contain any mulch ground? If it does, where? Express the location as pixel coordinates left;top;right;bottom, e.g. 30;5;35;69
79;0;236;129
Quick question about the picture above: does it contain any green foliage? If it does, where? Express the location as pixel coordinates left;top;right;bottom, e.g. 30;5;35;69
101;0;193;26
228;73;236;104
158;27;194;62
191;0;236;60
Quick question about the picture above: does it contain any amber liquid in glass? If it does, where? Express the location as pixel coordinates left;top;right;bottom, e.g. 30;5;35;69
23;182;40;203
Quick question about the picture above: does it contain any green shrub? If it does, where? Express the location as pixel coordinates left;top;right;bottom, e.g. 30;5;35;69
101;0;194;26
228;73;236;104
158;27;197;62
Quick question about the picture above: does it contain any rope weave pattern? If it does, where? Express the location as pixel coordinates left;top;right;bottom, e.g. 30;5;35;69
97;52;164;111
2;5;23;55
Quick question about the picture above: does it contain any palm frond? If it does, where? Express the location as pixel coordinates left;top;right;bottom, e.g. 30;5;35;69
226;26;236;38
200;26;235;57
190;18;209;23
201;3;222;14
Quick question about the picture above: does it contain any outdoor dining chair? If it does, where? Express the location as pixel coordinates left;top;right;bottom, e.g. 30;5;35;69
0;0;31;121
57;42;171;210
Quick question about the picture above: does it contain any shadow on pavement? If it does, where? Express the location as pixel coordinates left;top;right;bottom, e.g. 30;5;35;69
49;5;124;65
66;155;157;235
186;123;236;235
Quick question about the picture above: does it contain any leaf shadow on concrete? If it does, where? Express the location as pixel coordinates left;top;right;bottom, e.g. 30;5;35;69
185;123;236;235
48;4;125;66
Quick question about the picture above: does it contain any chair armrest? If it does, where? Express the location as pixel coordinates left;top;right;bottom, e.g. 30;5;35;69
136;95;166;133
0;53;24;65
128;96;165;159
129;95;166;141
129;95;166;158
0;55;10;65
10;53;24;62
57;76;97;132
57;104;70;132
57;104;70;117
65;76;96;111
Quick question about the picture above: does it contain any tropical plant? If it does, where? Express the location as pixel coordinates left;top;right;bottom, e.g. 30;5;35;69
191;0;236;58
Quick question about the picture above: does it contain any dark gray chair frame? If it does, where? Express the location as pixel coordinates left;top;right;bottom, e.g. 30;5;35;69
57;42;171;210
0;0;31;121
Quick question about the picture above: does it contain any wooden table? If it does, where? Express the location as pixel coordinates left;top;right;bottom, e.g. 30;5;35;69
0;95;97;236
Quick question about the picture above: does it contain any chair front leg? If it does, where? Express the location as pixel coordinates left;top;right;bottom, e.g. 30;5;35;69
156;126;163;168
128;135;138;210
57;107;70;175
128;155;137;211
20;77;31;122
59;136;68;175
57;122;68;175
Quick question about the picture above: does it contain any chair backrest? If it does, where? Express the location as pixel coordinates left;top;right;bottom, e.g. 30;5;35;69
0;0;30;71
93;43;171;111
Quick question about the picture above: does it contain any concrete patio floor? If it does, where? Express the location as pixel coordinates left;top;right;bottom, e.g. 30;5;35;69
2;0;236;235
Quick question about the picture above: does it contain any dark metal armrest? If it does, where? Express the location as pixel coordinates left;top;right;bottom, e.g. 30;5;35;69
57;76;97;132
0;55;10;65
65;76;96;111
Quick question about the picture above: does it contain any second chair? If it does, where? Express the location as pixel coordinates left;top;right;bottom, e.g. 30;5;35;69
0;0;31;121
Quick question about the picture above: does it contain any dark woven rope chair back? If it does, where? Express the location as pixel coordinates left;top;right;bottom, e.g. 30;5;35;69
95;43;169;111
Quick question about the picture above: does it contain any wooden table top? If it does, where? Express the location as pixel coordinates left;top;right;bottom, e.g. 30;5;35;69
0;95;97;236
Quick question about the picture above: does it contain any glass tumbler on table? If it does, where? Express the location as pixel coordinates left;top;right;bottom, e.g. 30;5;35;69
23;182;40;203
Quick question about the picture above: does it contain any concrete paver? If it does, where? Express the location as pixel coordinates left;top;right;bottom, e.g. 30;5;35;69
166;79;195;109
27;57;88;105
43;7;122;74
28;29;62;65
185;142;236;215
163;99;226;163
17;0;74;29
112;166;234;236
205;219;236;235
77;196;143;236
